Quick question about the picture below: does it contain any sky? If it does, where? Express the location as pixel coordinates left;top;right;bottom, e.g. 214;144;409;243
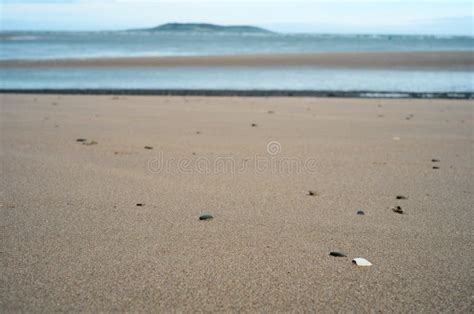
0;0;472;35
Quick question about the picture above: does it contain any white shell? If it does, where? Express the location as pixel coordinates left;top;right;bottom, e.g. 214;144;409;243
352;257;372;266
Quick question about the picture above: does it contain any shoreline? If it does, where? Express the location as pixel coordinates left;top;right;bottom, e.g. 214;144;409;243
1;89;472;99
1;51;473;70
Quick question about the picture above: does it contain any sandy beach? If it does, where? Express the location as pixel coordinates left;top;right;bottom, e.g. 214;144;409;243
1;94;473;312
1;51;473;70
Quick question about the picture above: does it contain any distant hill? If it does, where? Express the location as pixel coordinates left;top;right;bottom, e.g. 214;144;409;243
131;23;273;34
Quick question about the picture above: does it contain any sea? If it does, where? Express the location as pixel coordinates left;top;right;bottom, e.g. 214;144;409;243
0;31;473;94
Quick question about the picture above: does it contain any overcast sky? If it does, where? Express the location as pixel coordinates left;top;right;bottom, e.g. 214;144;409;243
1;0;472;35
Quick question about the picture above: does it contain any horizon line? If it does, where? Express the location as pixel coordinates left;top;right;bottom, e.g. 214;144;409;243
0;29;472;38
1;21;473;37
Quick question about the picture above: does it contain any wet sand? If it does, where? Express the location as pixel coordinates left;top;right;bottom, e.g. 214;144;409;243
1;51;473;70
1;94;473;312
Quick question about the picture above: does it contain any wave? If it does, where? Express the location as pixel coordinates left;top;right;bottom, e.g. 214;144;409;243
0;34;39;41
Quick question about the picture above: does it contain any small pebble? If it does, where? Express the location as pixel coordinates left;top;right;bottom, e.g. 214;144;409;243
357;210;365;215
396;195;408;200
199;213;213;221
76;138;87;142
267;110;275;114
433;166;439;169
251;123;258;127
136;203;144;207
307;190;318;196
196;131;201;135
330;251;347;257
392;206;404;214
144;146;153;150
432;159;440;162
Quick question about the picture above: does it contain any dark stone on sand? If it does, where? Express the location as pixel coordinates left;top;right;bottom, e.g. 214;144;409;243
307;190;318;196
396;195;408;200
392;206;404;214
433;166;440;169
432;159;440;162
76;138;87;142
199;213;213;221
144;146;153;150
330;251;347;257
196;131;201;134
136;203;144;207
268;110;275;114
357;210;365;215
251;123;258;127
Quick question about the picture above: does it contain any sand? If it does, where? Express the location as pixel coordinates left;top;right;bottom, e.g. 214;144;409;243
1;94;473;312
1;51;473;70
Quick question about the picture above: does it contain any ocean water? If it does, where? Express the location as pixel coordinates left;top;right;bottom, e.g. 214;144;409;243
1;67;472;93
1;31;473;60
0;31;473;93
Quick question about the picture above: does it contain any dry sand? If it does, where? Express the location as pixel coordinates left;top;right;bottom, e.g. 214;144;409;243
1;94;473;312
1;51;473;70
